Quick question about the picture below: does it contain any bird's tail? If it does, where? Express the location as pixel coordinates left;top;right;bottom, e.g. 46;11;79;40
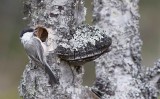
29;55;59;85
44;63;59;85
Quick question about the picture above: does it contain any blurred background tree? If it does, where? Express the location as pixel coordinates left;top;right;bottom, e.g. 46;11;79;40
0;0;160;98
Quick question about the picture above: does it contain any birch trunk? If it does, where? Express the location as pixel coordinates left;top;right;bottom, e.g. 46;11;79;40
19;0;98;99
19;0;160;99
93;0;160;99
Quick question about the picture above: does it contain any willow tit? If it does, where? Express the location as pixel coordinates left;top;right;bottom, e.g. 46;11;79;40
20;27;59;85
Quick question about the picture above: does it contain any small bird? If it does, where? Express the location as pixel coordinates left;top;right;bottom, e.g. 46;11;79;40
20;27;59;85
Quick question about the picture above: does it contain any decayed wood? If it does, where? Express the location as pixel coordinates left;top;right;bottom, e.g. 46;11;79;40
19;0;92;99
19;0;160;99
92;0;160;99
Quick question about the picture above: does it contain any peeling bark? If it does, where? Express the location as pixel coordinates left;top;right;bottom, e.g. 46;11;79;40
92;0;159;99
19;0;160;99
19;0;96;99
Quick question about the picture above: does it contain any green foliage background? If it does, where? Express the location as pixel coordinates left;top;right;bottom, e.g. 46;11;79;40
0;0;160;98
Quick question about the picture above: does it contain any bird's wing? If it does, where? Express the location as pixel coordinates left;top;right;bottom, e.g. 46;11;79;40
28;37;59;84
32;37;45;63
24;37;44;64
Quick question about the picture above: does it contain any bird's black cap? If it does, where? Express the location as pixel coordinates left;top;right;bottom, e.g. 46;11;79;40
20;28;34;37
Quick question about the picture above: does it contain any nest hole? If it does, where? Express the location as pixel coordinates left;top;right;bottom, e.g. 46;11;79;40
35;26;48;42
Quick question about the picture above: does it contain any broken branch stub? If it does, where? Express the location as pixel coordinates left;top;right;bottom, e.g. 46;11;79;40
55;24;112;66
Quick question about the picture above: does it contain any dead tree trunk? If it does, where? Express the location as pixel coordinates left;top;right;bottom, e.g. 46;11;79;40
19;0;160;99
19;0;97;99
92;0;160;99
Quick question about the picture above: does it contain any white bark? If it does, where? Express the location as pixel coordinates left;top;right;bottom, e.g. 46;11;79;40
19;0;160;99
19;0;98;99
92;0;159;99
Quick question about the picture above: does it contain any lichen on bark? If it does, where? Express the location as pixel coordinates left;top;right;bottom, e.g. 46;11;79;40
92;0;160;99
19;0;96;99
19;0;160;99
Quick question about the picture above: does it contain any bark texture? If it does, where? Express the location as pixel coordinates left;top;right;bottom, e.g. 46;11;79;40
19;0;160;99
19;0;97;99
92;0;160;99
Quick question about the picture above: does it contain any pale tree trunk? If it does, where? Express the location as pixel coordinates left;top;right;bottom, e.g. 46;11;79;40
92;0;160;99
19;0;97;99
19;0;160;99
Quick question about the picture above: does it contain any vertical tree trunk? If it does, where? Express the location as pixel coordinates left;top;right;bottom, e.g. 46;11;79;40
19;0;98;99
92;0;160;99
92;0;141;98
19;0;160;99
